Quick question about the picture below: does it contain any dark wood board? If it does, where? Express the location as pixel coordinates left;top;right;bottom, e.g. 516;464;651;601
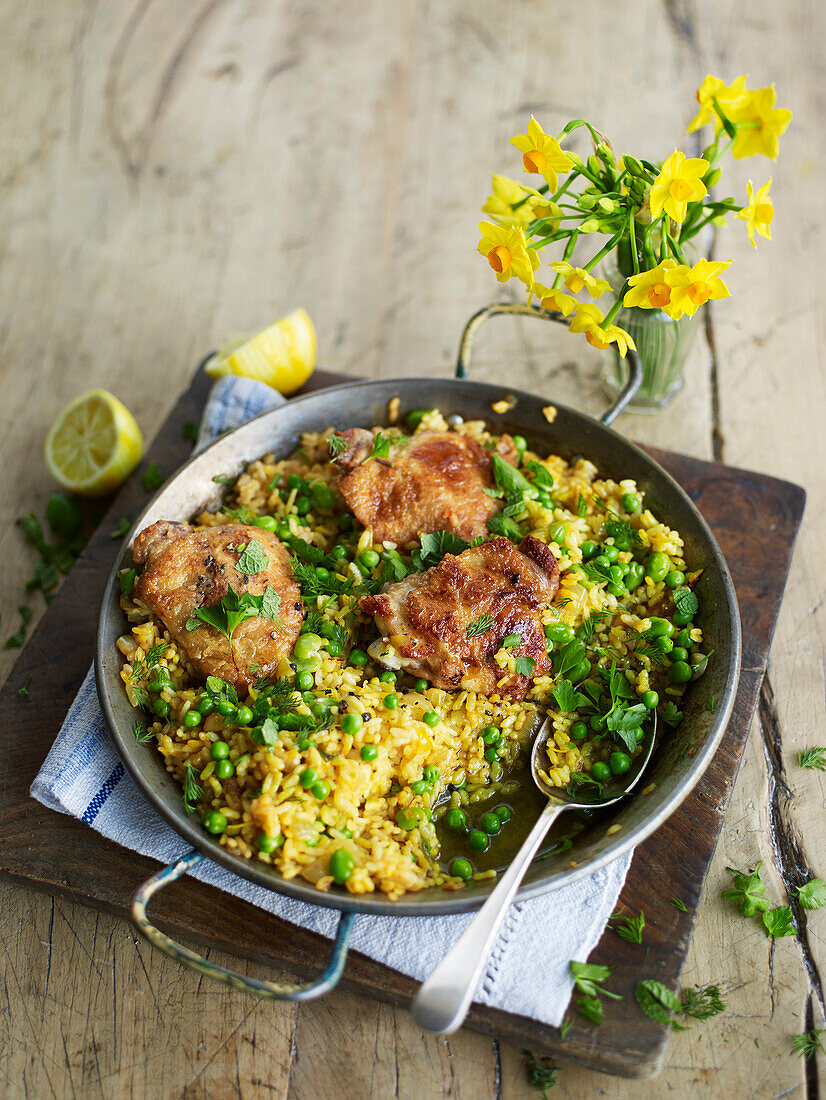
0;366;805;1079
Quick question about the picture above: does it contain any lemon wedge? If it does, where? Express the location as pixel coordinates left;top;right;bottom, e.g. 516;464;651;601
44;389;144;497
206;308;317;395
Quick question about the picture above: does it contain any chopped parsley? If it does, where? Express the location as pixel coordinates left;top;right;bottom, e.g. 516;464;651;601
4;605;32;649
110;516;131;539
761;905;795;938
118;569;137;597
796;878;826;910
411;530;477;571
141;462;165;492
16;674;32;699
491;454;538;502
182;764;202;813
185;585;284;641
514;654;536;677
182;421;198;442
551;679;590;714
721;862;769;917
361;431;398;464
661;701;684;727
236;538;269;575
466;614;494;639
501;632;522;648
522;1049;559;1095
486;512;523;540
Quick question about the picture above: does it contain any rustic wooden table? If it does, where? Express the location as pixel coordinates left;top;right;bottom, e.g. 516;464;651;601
0;2;822;1096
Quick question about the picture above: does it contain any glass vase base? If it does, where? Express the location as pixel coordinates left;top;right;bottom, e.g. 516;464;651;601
600;362;685;413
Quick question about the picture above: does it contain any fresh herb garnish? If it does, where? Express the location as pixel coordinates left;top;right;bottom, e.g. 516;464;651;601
328;433;348;458
796;878;826;910
491;454;538;502
792;1029;826;1060
670;897;688;912
576;996;604;1026
486;513;523;540
16;674;32;699
380;549;409;583
577;611;609;643
798;747;826;771
761;905;795;938
514;654;536;677
680;984;725;1020
552;679;591;714
182;421;198;442
411;530;476;571
182;764;202;813
721;862;769;917
577;493;587;517
236;538;269;575
110;516;131;539
466;614;494;639
118;569;137;597
501;632;522;648
615;910;645;945
661;701;684;727
224;504;256;525
525;460;555;492
133;719;154;743
673;586;699;618
635;980;689;1030
690;648;714;679
185;584;284;641
522;1049;559;1095
570;961;621;1027
141;462;165;492
559;1015;572;1039
213;473;235;485
361;431;398;464
250;716;280;746
290;558;356;599
4;606;32;649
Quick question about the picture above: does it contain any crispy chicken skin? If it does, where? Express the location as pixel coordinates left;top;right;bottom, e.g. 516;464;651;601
332;428;518;545
360;535;559;699
133;521;303;691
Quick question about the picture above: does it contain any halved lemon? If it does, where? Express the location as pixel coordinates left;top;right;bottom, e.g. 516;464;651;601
44;389;144;497
206;307;317;395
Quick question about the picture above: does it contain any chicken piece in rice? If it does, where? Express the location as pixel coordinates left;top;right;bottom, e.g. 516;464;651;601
331;428;518;545
360;535;560;699
133;521;303;691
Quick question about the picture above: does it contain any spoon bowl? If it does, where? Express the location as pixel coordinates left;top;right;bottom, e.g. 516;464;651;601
411;713;658;1034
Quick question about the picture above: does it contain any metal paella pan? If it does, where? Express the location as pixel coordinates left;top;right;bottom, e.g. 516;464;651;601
95;306;741;1000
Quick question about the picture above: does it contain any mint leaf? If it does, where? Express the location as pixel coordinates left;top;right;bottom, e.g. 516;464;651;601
250;717;280;746
674;586;699;617
525;460;554;491
635;980;689;1030
491;454;538;501
236;538;269;575
486;513;522;540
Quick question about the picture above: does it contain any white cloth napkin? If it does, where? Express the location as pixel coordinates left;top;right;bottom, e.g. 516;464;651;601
31;374;632;1027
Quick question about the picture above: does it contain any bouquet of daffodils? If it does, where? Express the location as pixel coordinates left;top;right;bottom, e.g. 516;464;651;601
477;76;791;356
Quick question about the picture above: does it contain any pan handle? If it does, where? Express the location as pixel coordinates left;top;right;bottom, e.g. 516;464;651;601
131;849;355;1001
455;303;643;427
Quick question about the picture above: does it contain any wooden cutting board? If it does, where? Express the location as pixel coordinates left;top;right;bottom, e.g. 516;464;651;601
0;365;805;1079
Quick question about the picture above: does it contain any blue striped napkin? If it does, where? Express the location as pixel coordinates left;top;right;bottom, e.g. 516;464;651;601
30;374;631;1027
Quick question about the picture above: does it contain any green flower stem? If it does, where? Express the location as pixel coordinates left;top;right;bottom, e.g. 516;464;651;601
551;173;578;203
628;212;640;275
601;284;630;328
711;96;737;140
562;231;579;262
584;233;622;272
642;223;657;267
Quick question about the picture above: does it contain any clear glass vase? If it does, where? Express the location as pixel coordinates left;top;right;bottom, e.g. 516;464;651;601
600;251;701;412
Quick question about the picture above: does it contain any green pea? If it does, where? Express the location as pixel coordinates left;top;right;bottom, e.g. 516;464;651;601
257;833;283;853
337;513;354;531
644;551;671;582
481;812;501;835
609;751;632;775
312;780;330;800
296;670;314;691
537;491;552;508
383;694;399;710
648;618;674;637
674;628;693;648
580;540;598;560
512;434;527;462
197;695;215;716
329;848;355;883
154;698;170;719
590;714;607;732
545;621;574;644
236;705;254;726
314;567;330;585
468;830;490;852
570;720;589;740
349;648;368;667
342;713;363;735
658;636;674;654
254;515;278;532
609;530;631;552
414;678;428;693
216;699;237;719
484;746;500;763
635;727;646;742
602;544;619;564
608;565;625;585
406;408;434;430
423;710;440;728
606;582;626;598
379;670;397;684
299;767;317;788
481;725;500;745
215;759;235;779
445;807;468;832
294;633;323;661
210;740;230;760
671;646;689;663
183;709;201;729
622;492;642;514
450;857;474;880
360;743;378;761
202;811;227;835
297;737;312;751
396;807;424;830
277;520;292;540
665;570;686;589
495;805;512;824
668;660;693;683
286;474;306;491
641;690;659;709
423;765;440;782
358;549;380;571
591;761;611;782
673;609;694;626
411;779;428;795
625;561;645;590
550;522;567;544
310;481;337;511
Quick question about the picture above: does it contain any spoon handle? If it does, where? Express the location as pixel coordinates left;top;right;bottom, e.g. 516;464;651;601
411;799;565;1034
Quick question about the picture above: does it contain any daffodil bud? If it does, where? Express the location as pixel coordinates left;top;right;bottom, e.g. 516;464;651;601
701;145;716;161
598;197;615;213
587;154;601;176
704;168;722;188
578;194;598;210
580;218;600;233
567;151;583;166
623;155;645;177
596;143;615;166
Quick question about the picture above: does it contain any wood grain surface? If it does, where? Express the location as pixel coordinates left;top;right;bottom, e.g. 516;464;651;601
0;1;823;1096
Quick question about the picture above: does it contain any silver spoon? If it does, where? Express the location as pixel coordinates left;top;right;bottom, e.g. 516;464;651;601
411;713;657;1034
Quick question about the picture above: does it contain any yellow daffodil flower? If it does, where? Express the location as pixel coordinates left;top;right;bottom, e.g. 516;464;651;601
549;261;611;298
477;221;540;288
736;179;774;247
510;117;574;190
623;260;680;311
687;75;748;134
530;199;564;233
569;302;636;356
728;87;791;160
649;150;709;223
481;175;543;228
665;258;732;318
531;283;577;316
